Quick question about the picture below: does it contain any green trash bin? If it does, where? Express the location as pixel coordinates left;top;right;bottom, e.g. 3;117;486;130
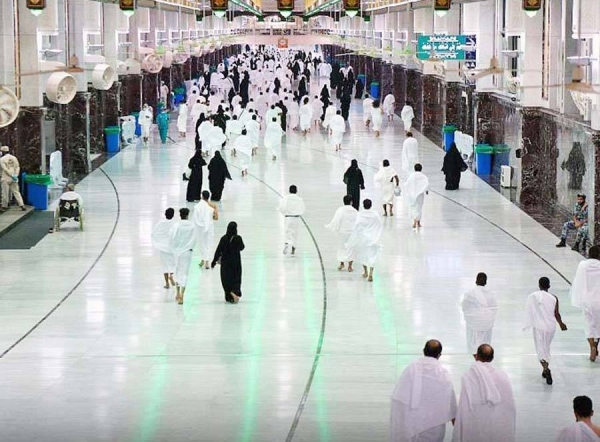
105;126;121;153
24;174;53;210
443;125;457;151
475;144;493;175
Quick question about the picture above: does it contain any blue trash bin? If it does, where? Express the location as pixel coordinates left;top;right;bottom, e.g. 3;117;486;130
357;74;366;86
475;144;493;175
443;125;457;151
493;144;511;168
370;82;380;100
132;112;141;137
105;126;121;153
24;174;52;210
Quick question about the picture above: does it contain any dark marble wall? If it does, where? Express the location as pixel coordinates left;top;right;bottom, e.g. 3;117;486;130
0;107;43;173
422;75;444;145
406;70;423;131
120;74;142;116
392;65;406;109
142;72;160;114
44;92;89;179
381;62;393;97
89;84;119;154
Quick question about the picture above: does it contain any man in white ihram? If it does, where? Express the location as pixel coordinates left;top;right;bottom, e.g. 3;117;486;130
524;276;567;385
325;195;358;272
401;101;415;134
346;199;383;282
555;396;600;442
570;245;600;362
404;163;429;229
452;344;516;442
329;110;346;152
170;208;196;305
192;191;218;271
461;272;498;358
278;184;305;256
402;132;419;177
390;339;457;442
152;207;176;289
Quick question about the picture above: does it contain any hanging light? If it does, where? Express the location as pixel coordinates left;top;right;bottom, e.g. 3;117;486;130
523;0;541;17
119;0;136;16
211;0;228;18
214;10;227;17
278;0;294;19
343;0;359;18
27;0;45;16
433;0;451;16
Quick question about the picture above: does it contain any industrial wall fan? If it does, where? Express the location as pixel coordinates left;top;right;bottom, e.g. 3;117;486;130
0;86;19;128
142;54;164;74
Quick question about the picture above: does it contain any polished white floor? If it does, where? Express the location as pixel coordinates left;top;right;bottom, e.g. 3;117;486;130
0;88;593;442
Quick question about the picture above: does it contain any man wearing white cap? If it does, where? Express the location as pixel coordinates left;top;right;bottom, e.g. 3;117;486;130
391;339;457;442
0;146;26;212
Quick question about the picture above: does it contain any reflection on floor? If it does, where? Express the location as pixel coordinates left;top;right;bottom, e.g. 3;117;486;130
0;94;591;442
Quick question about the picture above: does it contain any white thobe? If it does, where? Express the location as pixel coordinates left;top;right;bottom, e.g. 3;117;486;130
371;107;383;131
404;172;429;221
299;104;313;131
192;200;215;263
524;290;558;361
319;63;332;78
245;120;261;147
311;99;323;122
198;121;214;152
226;119;244;145
287;101;300;129
571;259;600;338
346;209;383;267
363;98;374;123
160;85;169;104
206;126;226;156
383;94;396;116
555;422;600;442
329;115;345;147
452;362;516;442
190;103;209;122
391;357;457;442
49;150;67;186
401;105;415;132
325;205;358;262
152;219;175;273
461;286;498;354
323;105;336;129
264;122;284;157
170;220;196;287
209;94;221;113
139;108;153;138
234;135;253;171
256;95;268;117
177;103;188;133
278;194;306;247
375;165;399;205
402;138;420;176
265;108;280;126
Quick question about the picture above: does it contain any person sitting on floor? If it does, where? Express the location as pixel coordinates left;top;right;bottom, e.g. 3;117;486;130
556;193;589;253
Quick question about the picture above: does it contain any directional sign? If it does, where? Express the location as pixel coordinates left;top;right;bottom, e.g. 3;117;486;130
417;35;467;61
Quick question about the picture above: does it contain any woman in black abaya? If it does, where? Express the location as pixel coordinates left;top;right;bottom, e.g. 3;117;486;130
194;113;206;152
211;221;245;303
208;151;232;201
340;89;351;121
320;85;330;120
354;78;364;99
442;142;468;190
186;149;206;202
343;159;365;210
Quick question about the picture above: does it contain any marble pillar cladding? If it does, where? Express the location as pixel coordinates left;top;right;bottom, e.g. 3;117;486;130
191;56;200;79
445;82;462;128
381;62;393;98
183;58;192;81
160;67;172;92
45;93;88;178
364;56;373;84
89;84;119;154
373;58;383;88
422;76;444;146
406;70;423;131
120;74;142;115
172;64;185;89
392;65;407;108
142;73;159;113
520;108;559;207
594;134;600;244
0;107;43;173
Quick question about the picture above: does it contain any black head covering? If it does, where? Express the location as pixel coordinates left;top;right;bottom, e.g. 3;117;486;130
226;221;238;237
350;159;358;169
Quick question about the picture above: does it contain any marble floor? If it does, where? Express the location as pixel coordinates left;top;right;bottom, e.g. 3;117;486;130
0;92;593;442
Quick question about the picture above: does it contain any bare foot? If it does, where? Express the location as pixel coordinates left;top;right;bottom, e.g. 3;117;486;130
169;275;175;286
199;260;205;267
348;266;353;272
368;275;373;282
338;263;345;270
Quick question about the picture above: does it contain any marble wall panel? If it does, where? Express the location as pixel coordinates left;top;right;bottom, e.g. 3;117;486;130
392;65;406;111
0;107;43;174
381;62;393;98
172;63;185;90
191;56;200;79
422;75;444;146
89;84;119;154
406;69;422;131
142;72;160;115
183;58;193;81
120;74;142;116
373;58;382;89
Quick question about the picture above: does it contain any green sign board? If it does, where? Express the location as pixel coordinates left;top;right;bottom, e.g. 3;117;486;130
417;35;467;60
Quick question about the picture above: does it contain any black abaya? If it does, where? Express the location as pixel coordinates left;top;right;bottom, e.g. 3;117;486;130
212;234;245;302
208;151;232;201
340;93;351;121
442;144;467;190
355;79;364;99
343;165;365;210
186;152;207;202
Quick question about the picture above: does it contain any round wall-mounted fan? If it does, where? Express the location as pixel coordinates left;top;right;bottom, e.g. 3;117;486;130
92;64;116;90
0;86;19;128
46;72;77;104
142;54;164;74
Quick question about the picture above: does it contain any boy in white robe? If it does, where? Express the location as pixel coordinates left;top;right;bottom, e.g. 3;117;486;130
371;100;383;137
170;208;197;305
329;110;346;152
265;117;284;161
177;101;188;138
299;97;313;135
151;208;176;289
570;246;600;361
139;104;153;143
245;114;261;156
391;340;457;442
325;195;358;271
311;96;323;127
461;272;498;357
452;344;516;442
362;95;374;127
322;103;337;133
404;164;429;228
234;129;253;176
226;115;244;156
524;277;567;384
555;396;600;442
192;191;218;270
402;132;420;177
383;93;396;121
374;159;400;216
401;102;415;134
346;199;383;282
278;185;305;255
